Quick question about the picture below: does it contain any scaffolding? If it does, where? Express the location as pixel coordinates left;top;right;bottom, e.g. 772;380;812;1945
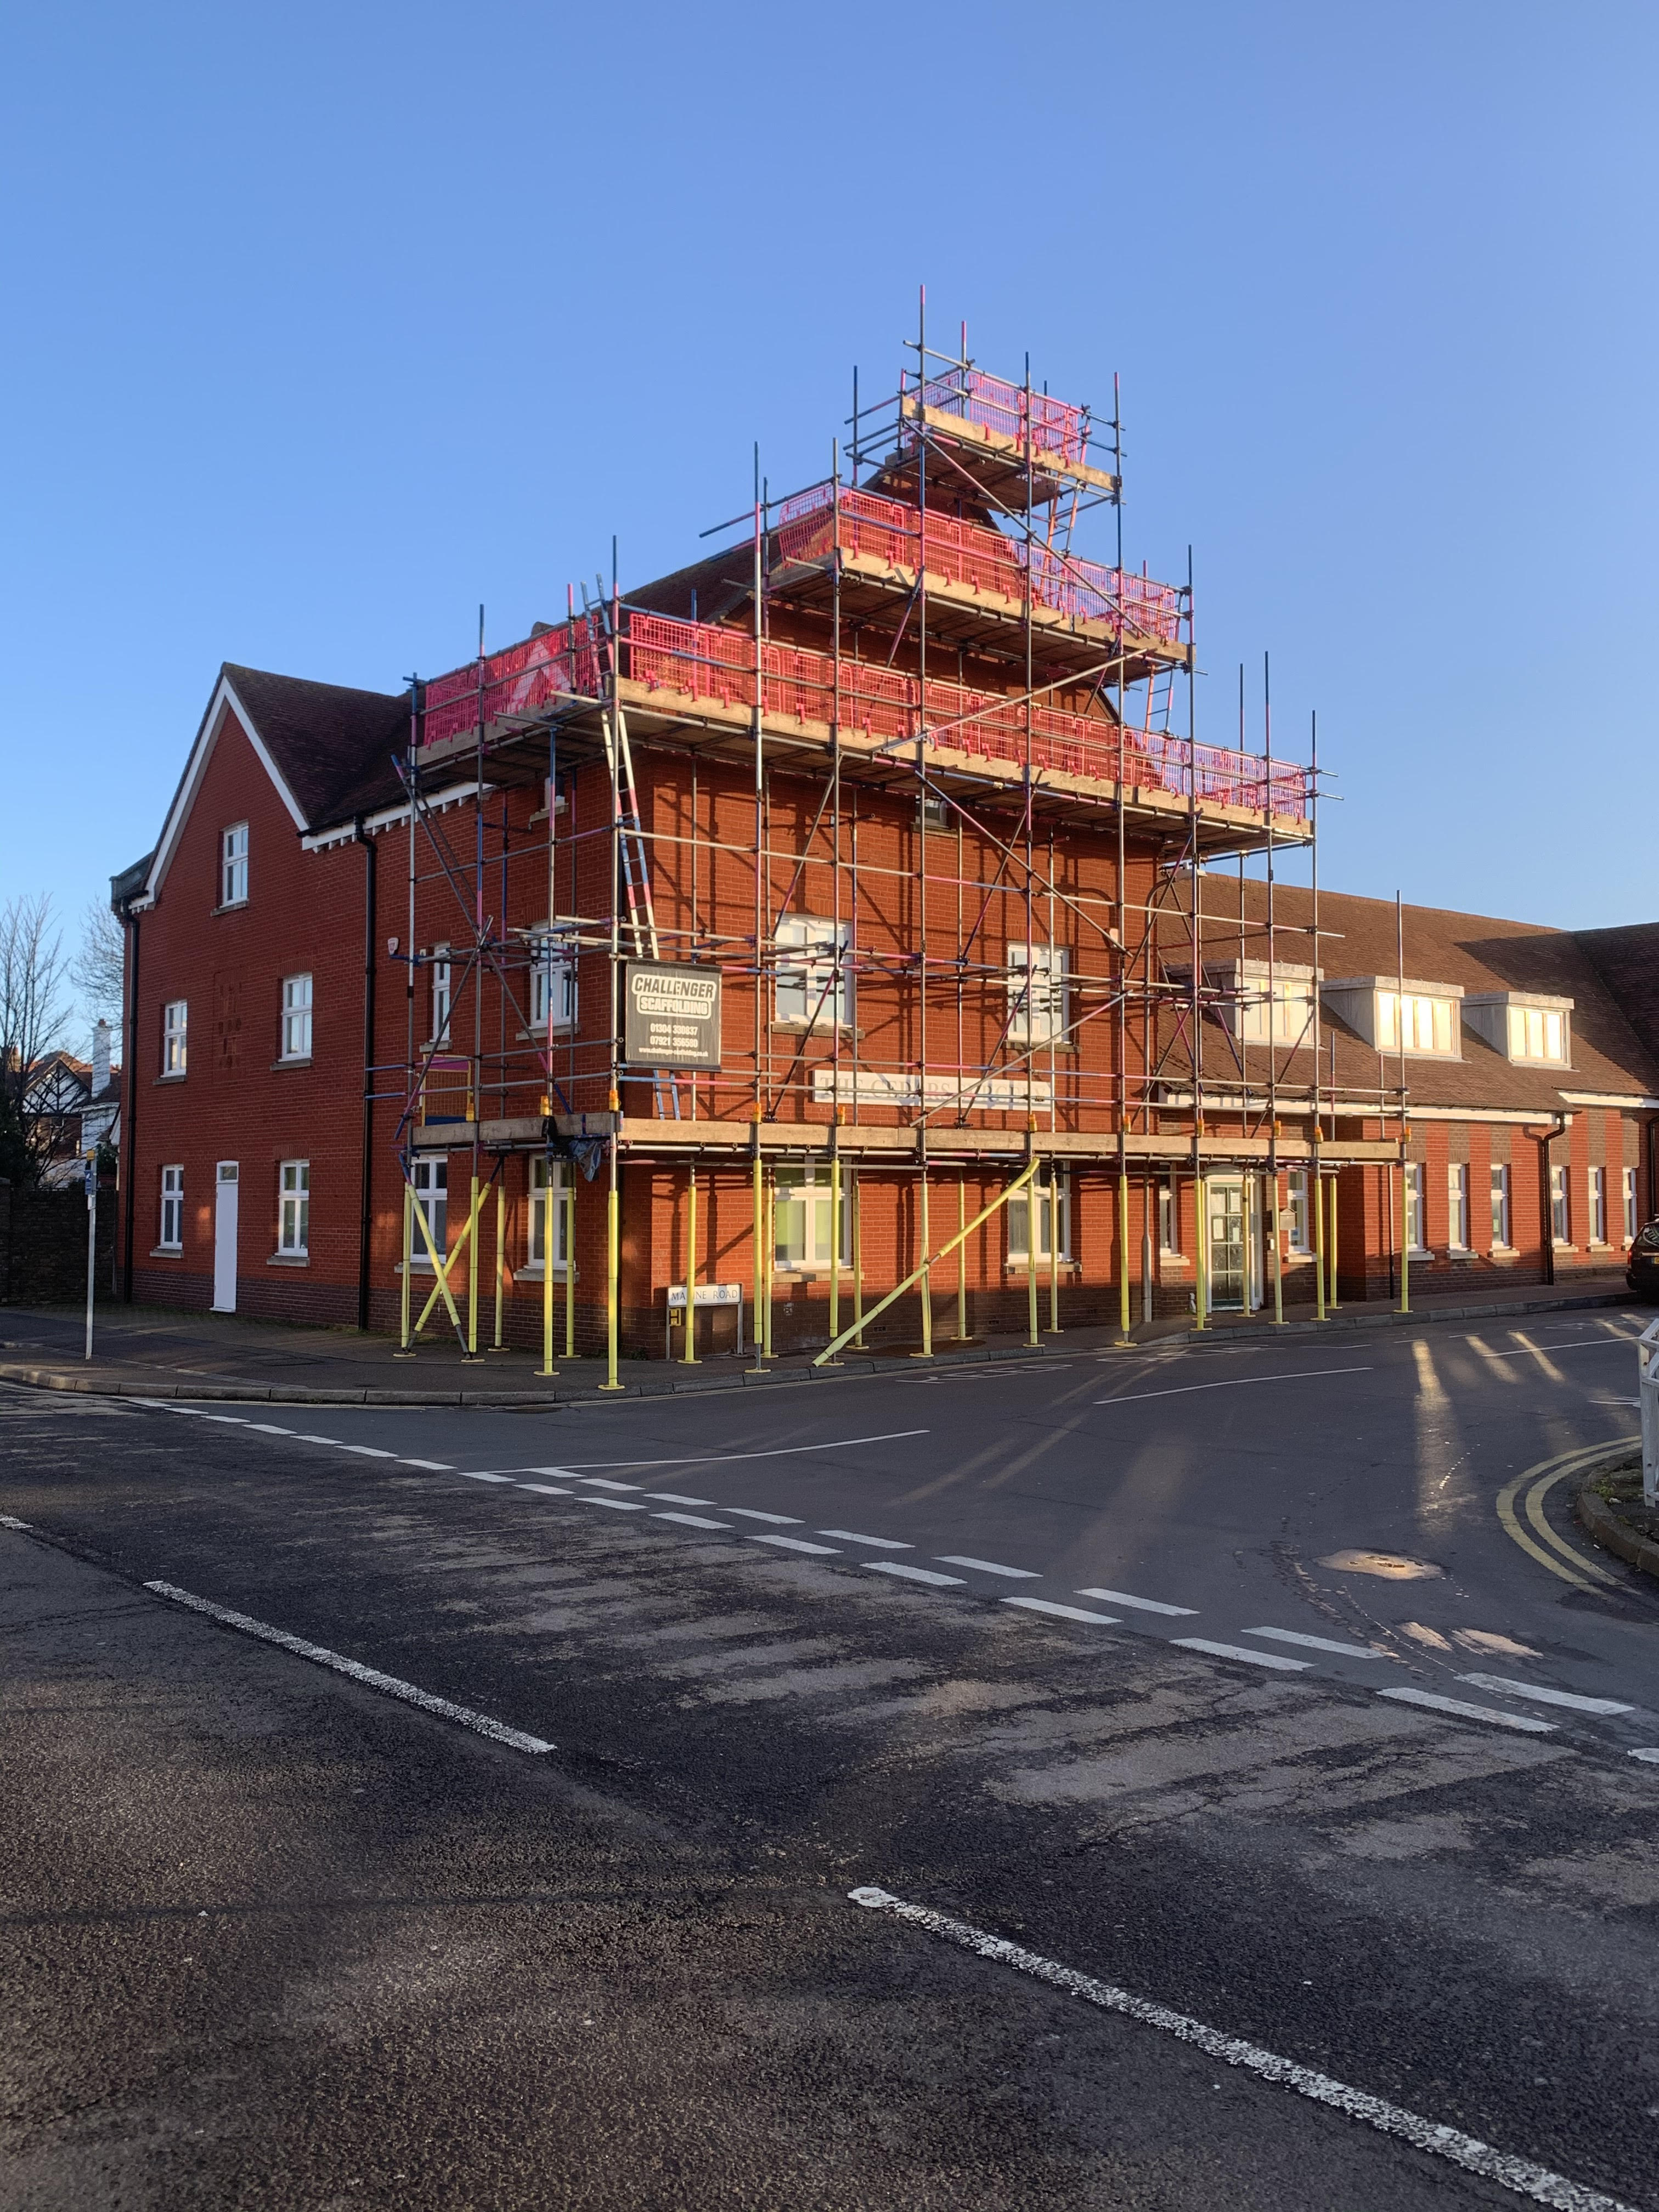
375;307;1409;1376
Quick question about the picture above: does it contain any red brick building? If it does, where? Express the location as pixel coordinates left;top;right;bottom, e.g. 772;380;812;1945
111;347;1658;1359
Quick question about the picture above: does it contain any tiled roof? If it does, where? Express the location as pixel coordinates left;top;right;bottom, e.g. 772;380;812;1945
224;663;409;828
1155;877;1659;1114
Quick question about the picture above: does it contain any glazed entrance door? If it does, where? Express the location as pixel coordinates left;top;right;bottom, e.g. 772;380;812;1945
1208;1177;1246;1311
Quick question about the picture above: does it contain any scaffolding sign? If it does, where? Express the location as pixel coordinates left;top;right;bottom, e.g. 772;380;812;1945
623;961;722;1070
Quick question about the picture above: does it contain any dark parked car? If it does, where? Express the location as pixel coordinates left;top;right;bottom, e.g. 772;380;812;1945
1627;1220;1659;1299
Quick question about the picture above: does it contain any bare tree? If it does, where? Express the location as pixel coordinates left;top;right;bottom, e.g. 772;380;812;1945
71;896;126;1031
0;895;71;1184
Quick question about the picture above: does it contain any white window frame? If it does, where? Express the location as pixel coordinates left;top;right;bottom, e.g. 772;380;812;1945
162;999;188;1076
1239;979;1315;1047
1404;1161;1427;1254
1491;1163;1511;1250
530;936;578;1032
1378;990;1457;1057
1286;1170;1312;1254
1588;1165;1607;1246
277;1159;310;1256
220;822;249;907
772;1164;851;1272
1008;1172;1071;1267
1158;1180;1180;1257
1550;1160;1570;1245
411;1156;447;1268
1447;1162;1469;1251
159;1165;183;1251
1508;1005;1567;1065
430;949;452;1047
1008;941;1070;1047
1624;1165;1639;1244
280;973;313;1061
526;1156;570;1273
775;916;851;1029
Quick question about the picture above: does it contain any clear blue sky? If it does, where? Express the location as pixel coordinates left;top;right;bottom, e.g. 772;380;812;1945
4;0;1655;1029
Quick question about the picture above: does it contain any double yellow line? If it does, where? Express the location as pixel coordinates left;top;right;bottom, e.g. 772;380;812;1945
1496;1444;1630;1590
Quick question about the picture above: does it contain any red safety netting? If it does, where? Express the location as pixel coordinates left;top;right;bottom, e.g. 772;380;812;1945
421;616;607;749
903;366;1088;467
772;485;1182;644
623;612;1307;820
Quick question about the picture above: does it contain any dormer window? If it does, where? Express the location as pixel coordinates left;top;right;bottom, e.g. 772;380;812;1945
1321;975;1462;1060
1187;961;1317;1048
1378;989;1455;1056
1462;991;1572;1067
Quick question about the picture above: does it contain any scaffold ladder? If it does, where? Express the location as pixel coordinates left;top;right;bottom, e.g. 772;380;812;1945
601;695;682;1120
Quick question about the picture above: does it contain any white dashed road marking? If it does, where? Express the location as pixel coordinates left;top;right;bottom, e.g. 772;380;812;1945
1378;1688;1558;1734
1457;1674;1634;1717
1004;1597;1120;1626
726;1509;804;1526
1244;1627;1392;1659
866;1562;964;1588
644;1491;715;1506
521;1483;572;1497
400;1458;453;1470
464;1472;517;1485
549;1429;929;1474
1173;1638;1312;1672
1629;1749;1659;1765
341;1445;397;1459
1096;1368;1370;1407
847;1886;1639;2212
145;1581;554;1754
1076;1587;1197;1616
578;1497;647;1512
748;1534;840;1556
653;1512;730;1531
937;1555;1041;1579
821;1530;912;1549
571;1477;641;1492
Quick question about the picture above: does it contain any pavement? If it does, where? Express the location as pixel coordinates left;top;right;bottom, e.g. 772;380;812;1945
0;1266;1635;1403
5;1304;1659;2207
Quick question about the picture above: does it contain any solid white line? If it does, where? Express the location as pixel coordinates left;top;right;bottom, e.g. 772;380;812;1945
400;1458;453;1471
1097;1368;1370;1407
577;1497;646;1512
520;1483;571;1497
937;1555;1041;1579
847;1886;1637;2212
748;1534;840;1556
653;1511;730;1531
726;1508;804;1526
548;1429;929;1474
340;1445;397;1459
866;1561;964;1588
1629;1749;1659;1765
0;1514;32;1530
1173;1638;1311;1672
1378;1687;1556;1734
1244;1627;1392;1660
821;1530;912;1549
1003;1596;1120;1626
1457;1673;1633;1717
1075;1587;1197;1617
644;1492;715;1506
144;1581;554;1753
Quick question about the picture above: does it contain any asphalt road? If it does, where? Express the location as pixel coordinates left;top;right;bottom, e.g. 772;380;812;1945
4;1308;1659;2209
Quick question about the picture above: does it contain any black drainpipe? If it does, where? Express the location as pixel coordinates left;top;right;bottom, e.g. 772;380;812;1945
1539;1113;1567;1287
357;821;377;1330
121;908;140;1304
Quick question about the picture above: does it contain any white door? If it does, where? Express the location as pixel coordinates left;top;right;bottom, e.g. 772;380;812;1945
213;1162;239;1312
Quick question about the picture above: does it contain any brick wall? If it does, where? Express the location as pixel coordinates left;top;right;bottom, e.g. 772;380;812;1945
1;1181;116;1304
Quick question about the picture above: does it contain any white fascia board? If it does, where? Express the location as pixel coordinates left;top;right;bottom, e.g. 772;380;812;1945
301;780;492;851
1406;1104;1575;1125
144;672;309;901
1559;1090;1659;1110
